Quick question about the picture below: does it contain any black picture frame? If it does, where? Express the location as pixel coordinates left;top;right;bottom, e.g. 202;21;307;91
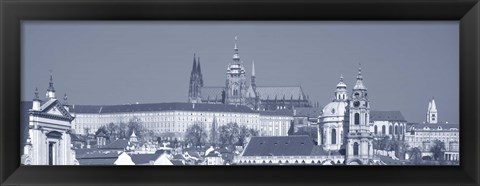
1;0;479;185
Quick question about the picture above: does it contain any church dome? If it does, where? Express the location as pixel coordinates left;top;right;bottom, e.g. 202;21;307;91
320;101;348;121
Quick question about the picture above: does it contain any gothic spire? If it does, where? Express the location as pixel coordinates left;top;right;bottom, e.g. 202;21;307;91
191;53;197;75
233;36;240;63
197;56;203;87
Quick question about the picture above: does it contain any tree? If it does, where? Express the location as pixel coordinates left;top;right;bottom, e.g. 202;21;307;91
184;122;208;148
294;126;317;140
407;147;423;165
237;125;260;147
218;123;241;148
287;121;295;135
430;140;446;161
210;117;218;147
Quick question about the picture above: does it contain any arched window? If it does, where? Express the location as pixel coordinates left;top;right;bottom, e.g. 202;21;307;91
365;113;368;124
389;126;393;135
400;126;403;134
354;113;360;125
331;128;337;144
395;125;399;135
374;126;378;134
382;125;386;134
353;142;359;156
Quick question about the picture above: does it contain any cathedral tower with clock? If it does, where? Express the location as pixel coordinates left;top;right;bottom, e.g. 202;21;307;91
345;66;374;165
317;65;375;165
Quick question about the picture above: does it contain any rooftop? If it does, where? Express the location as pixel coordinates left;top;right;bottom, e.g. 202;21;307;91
242;135;314;156
370;111;406;122
70;102;257;114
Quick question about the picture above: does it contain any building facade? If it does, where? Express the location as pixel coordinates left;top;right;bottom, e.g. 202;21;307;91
21;75;78;165
70;103;293;140
370;111;407;140
187;37;312;110
404;98;459;161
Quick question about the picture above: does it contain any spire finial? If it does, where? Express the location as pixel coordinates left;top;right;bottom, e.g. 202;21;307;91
340;74;344;82
234;36;238;50
47;70;55;92
233;36;240;62
252;60;255;76
34;87;39;100
357;63;363;80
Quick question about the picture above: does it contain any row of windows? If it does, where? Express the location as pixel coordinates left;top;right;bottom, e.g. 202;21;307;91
373;125;405;135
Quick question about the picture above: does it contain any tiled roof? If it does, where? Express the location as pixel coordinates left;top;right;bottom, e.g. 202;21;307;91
294;107;323;118
100;139;129;150
71;102;256;114
310;146;341;156
70;105;102;114
256;86;306;100
242;135;314;156
370;111;406;122
200;86;224;101
74;148;99;157
200;86;307;101
130;153;161;164
78;158;117;165
171;160;185;165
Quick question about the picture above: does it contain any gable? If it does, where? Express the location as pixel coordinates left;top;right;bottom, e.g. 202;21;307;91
40;99;74;120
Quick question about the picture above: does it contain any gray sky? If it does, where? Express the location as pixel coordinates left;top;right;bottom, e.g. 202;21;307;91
21;21;459;123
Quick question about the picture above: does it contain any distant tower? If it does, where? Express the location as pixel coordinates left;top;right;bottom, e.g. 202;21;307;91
335;74;348;101
188;54;203;103
346;65;374;165
46;71;56;99
225;36;247;105
426;97;438;123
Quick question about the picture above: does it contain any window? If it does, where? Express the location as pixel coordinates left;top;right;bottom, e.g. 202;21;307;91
331;129;337;144
395;125;398;135
48;142;55;165
389;126;393;134
353;142;359;156
374;126;378;134
365;113;368;124
382;125;386;134
354;113;360;125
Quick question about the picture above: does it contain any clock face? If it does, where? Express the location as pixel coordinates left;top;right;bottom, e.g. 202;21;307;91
353;101;360;107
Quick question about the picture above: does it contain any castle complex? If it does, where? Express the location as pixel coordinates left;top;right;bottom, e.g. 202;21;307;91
187;37;312;111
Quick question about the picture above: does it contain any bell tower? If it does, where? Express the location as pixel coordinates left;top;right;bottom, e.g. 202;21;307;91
225;36;247;105
426;97;438;123
346;65;374;165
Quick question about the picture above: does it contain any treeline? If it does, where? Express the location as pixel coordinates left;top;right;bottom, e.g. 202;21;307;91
185;122;259;148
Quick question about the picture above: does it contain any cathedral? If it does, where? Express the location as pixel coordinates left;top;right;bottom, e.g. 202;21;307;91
188;37;312;111
317;66;375;165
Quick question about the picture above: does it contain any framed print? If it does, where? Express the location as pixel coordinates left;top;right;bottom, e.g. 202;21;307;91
1;0;479;185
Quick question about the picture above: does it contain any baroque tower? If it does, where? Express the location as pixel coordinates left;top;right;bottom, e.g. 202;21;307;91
346;65;374;165
318;74;349;151
188;54;203;103
426;97;438;123
225;36;247;105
